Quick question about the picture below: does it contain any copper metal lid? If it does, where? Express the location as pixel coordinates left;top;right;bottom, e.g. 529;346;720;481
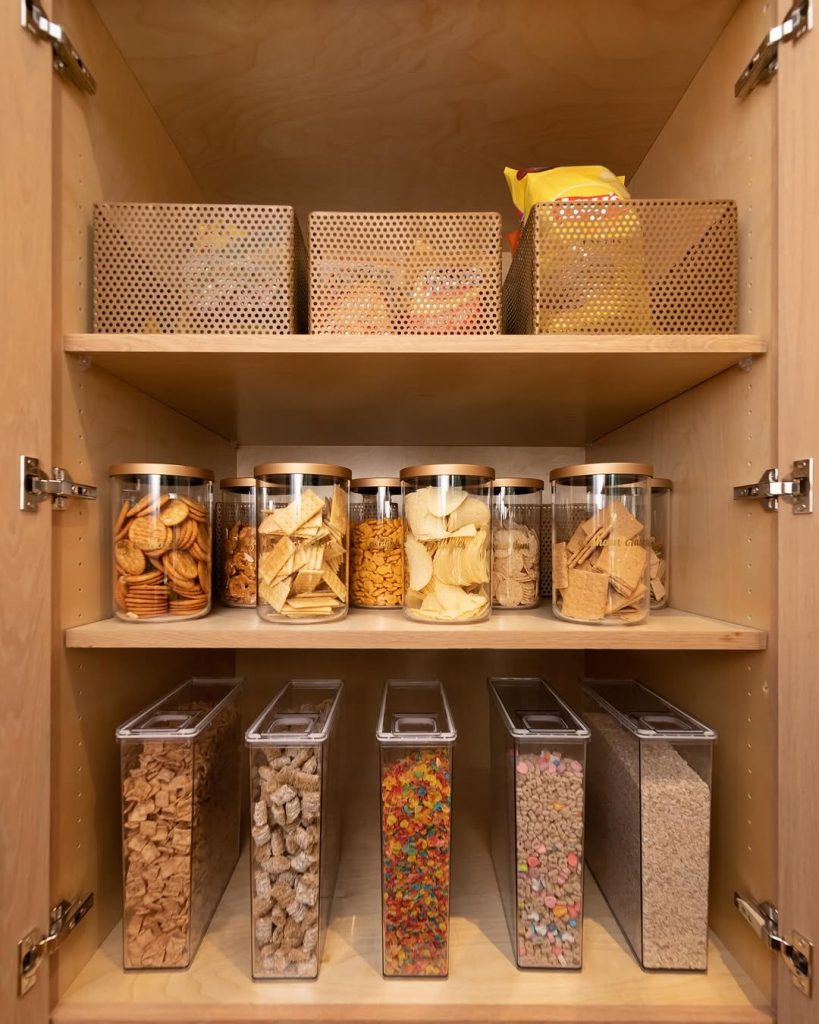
400;464;495;480
493;477;544;490
109;462;214;481
219;477;257;490
351;477;401;490
549;462;653;482
651;477;673;490
253;462;352;480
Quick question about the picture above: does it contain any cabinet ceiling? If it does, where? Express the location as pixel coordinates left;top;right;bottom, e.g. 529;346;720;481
92;0;740;228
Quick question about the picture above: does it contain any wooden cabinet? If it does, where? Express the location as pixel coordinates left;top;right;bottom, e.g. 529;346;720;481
2;1;816;1022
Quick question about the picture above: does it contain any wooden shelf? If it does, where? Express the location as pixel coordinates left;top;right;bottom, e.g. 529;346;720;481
65;606;766;651
64;333;766;445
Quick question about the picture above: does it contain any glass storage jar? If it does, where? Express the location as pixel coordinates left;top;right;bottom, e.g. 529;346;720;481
216;477;256;608
488;677;589;969
110;463;214;622
400;463;494;623
350;478;403;608
549;462;653;625
582;678;716;970
377;680;456;977
116;677;242;969
491;478;543;608
254;463;351;624
649;478;672;609
245;679;344;979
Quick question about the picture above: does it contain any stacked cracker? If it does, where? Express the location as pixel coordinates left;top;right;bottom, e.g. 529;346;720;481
649;546;668;607
223;523;256;606
553;502;648;623
257;487;348;621
492;526;540;608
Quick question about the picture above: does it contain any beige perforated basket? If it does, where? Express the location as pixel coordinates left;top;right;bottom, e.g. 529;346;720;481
504;199;737;335
94;203;306;334
308;211;502;334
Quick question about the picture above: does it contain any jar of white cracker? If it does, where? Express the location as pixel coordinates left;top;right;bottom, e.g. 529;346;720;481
550;463;652;626
254;463;351;624
649;478;672;609
491;478;543;609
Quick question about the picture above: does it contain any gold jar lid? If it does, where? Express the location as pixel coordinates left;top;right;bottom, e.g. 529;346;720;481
651;477;673;490
351;477;401;491
109;462;214;481
400;464;495;480
493;477;544;491
549;462;653;482
220;477;257;490
253;462;352;480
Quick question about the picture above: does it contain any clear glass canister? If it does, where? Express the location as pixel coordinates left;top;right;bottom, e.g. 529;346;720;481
350;478;403;608
246;679;344;979
116;677;243;969
377;680;456;977
254;463;351;624
582;678;716;970
400;463;495;623
217;478;256;607
650;478;671;609
492;478;543;608
550;462;653;625
488;677;589;969
110;463;214;622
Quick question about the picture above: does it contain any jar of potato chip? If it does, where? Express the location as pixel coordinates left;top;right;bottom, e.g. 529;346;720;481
110;463;214;622
254;463;351;624
550;463;652;626
491;478;543;609
400;464;494;623
650;478;671;609
216;478;256;608
350;478;403;608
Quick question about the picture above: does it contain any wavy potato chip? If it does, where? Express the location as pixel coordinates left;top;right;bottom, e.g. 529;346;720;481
447;495;490;532
424;485;468;517
405;490;450;540
405;535;433;591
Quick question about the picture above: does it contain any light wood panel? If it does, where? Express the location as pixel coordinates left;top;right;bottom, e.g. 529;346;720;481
64;333;765;445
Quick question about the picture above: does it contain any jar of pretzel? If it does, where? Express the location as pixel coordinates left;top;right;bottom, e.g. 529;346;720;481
110;463;214;622
216;478;257;607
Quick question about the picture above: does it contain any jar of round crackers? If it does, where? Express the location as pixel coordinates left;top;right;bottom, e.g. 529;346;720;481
550;463;652;626
254;463;351;624
110;463;214;622
350;478;403;608
400;464;494;623
216;478;257;608
649;478;671;609
491;478;543;609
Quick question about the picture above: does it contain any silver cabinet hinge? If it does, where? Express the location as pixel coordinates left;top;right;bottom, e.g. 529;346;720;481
733;458;813;513
21;0;96;94
736;0;811;98
18;892;94;996
20;455;97;512
735;893;813;997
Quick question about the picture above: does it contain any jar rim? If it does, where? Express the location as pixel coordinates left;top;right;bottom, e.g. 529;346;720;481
219;477;257;490
493;477;544;491
549;462;653;482
400;463;495;480
109;462;214;481
351;477;401;490
651;477;673;490
253;462;352;480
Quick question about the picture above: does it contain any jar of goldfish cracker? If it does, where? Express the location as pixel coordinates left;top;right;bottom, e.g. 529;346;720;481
110;463;214;622
400;464;494;623
216;478;257;608
350;478;403;608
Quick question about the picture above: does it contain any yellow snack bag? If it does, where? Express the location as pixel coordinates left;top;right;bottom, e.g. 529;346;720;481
504;165;630;225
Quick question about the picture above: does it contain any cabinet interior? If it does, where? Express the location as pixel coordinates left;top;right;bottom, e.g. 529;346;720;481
51;0;777;1018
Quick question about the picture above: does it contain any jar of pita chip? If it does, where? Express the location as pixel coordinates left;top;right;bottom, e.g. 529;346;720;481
216;478;257;608
350;478;403;608
491;478;543;609
549;463;653;626
400;464;495;623
649;478;672;609
110;463;214;622
254;463;351;624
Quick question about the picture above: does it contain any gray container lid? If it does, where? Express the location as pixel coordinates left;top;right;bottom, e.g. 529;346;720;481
246;679;343;747
376;680;457;746
116;677;242;741
582;678;717;742
489;677;589;740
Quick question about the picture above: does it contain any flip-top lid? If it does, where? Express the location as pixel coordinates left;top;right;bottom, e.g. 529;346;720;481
582;678;717;741
116;678;242;741
489;677;589;740
376;680;457;746
246;680;344;746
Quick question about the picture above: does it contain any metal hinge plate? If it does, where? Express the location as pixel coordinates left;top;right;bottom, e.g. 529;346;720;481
18;893;94;996
20;455;97;512
736;0;812;98
733;458;813;513
21;0;96;94
735;893;813;997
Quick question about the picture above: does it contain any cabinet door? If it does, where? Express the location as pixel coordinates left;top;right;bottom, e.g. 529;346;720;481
0;5;53;1023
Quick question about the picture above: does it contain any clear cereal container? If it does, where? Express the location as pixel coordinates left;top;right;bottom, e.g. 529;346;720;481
117;678;242;969
254;463;351;624
649;479;672;609
216;478;256;607
377;680;456;977
492;478;543;609
550;463;653;625
110;463;214;622
400;463;494;623
246;679;344;979
582;679;716;970
488;678;589;970
350;478;403;608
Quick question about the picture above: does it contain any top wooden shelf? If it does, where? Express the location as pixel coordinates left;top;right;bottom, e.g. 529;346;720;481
65;333;765;445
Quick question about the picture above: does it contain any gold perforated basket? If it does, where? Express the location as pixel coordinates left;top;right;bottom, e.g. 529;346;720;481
504;199;737;335
308;211;502;334
94;203;306;334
